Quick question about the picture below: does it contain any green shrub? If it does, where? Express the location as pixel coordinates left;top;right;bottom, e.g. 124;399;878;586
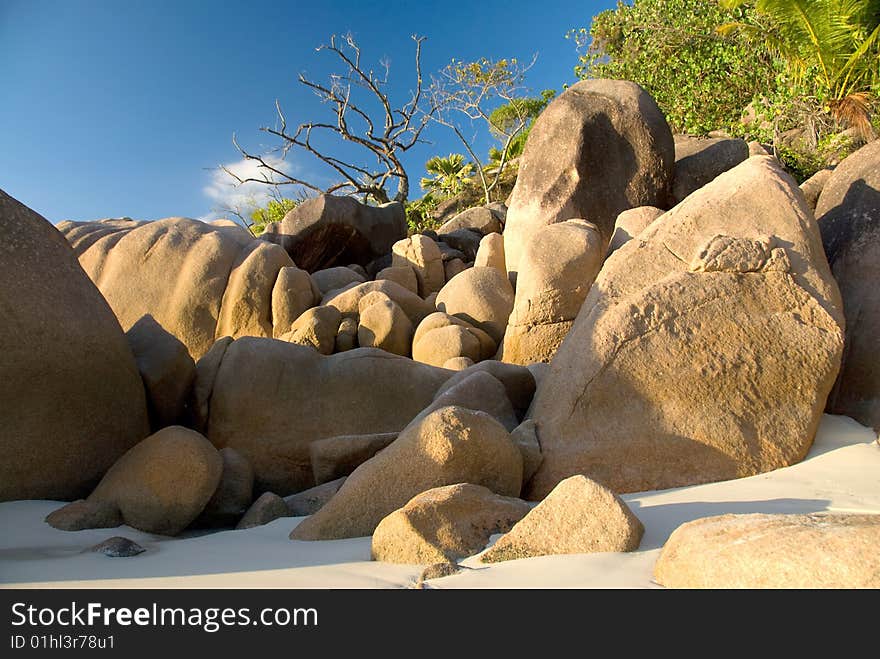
570;0;779;135
405;195;442;235
249;197;300;236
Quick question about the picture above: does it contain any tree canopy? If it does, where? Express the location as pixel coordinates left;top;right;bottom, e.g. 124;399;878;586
570;0;779;135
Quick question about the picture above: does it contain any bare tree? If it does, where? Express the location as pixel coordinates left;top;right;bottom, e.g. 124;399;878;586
428;55;537;205
227;33;442;205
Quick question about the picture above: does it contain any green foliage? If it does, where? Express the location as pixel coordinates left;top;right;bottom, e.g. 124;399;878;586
570;0;877;179
248;197;300;236
484;134;526;177
432;55;537;204
420;153;474;197
487;134;526;167
482;89;554;176
487;89;556;138
445;57;524;98
719;0;879;139
405;194;442;234
779;129;859;180
570;0;779;134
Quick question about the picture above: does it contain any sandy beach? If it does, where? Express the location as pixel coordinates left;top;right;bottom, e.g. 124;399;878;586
2;413;876;589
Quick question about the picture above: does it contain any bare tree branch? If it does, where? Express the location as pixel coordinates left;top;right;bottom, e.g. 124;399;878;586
428;54;538;204
225;33;444;206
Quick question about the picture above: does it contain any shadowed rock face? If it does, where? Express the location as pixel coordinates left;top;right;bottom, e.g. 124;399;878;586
671;135;749;204
503;79;675;278
88;425;222;536
525;156;844;499
57;217;294;360
261;194;407;272
206;339;455;495
816;140;880;430
1;189;149;502
125;314;196;431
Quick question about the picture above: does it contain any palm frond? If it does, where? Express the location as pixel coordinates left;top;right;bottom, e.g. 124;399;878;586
837;21;880;94
828;91;876;141
757;0;841;89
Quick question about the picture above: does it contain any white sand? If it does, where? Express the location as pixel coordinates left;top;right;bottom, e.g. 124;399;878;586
1;414;877;589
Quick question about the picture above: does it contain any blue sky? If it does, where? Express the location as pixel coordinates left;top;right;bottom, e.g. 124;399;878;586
0;0;614;222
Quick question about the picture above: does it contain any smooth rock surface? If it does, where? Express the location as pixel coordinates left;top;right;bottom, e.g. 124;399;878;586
503;79;674;276
88;426;222;536
501;219;604;364
2;190;149;501
817;140;880;430
125;314;195;430
435;267;514;343
527;156;844;498
290;407;523;540
207;339;453;494
672;134;749;204
371;484;530;564
482;475;644;562
654;512;880;588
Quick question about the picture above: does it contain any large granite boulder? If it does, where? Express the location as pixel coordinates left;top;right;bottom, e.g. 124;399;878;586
608;206;665;254
671;134;749;204
503;79;674;278
309;432;398;485
474;232;505;273
526;156;844;499
1;190;149;501
188;336;233;433
436;361;536;420
125;314;195;430
279;305;341;355
58;216;292;359
481;475;643;562
290;406;523;540
417;371;519;431
195;447;254;528
322;280;434;326
271;265;320;338
311;266;365;297
435;267;514;344
357;293;413;357
654;513;880;588
207;339;454;494
392;235;445;297
816;140;880;430
412;312;496;367
371;484;530;564
88;426;222;535
261;194;406;272
437;206;503;236
500;219;604;364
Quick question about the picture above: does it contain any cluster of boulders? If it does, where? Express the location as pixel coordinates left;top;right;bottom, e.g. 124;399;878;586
2;77;879;587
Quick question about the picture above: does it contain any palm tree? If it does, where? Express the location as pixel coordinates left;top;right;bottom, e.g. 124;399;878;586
419;154;474;198
483;134;527;177
719;0;880;139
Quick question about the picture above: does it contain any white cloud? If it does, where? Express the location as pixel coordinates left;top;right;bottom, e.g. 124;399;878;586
199;155;302;222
